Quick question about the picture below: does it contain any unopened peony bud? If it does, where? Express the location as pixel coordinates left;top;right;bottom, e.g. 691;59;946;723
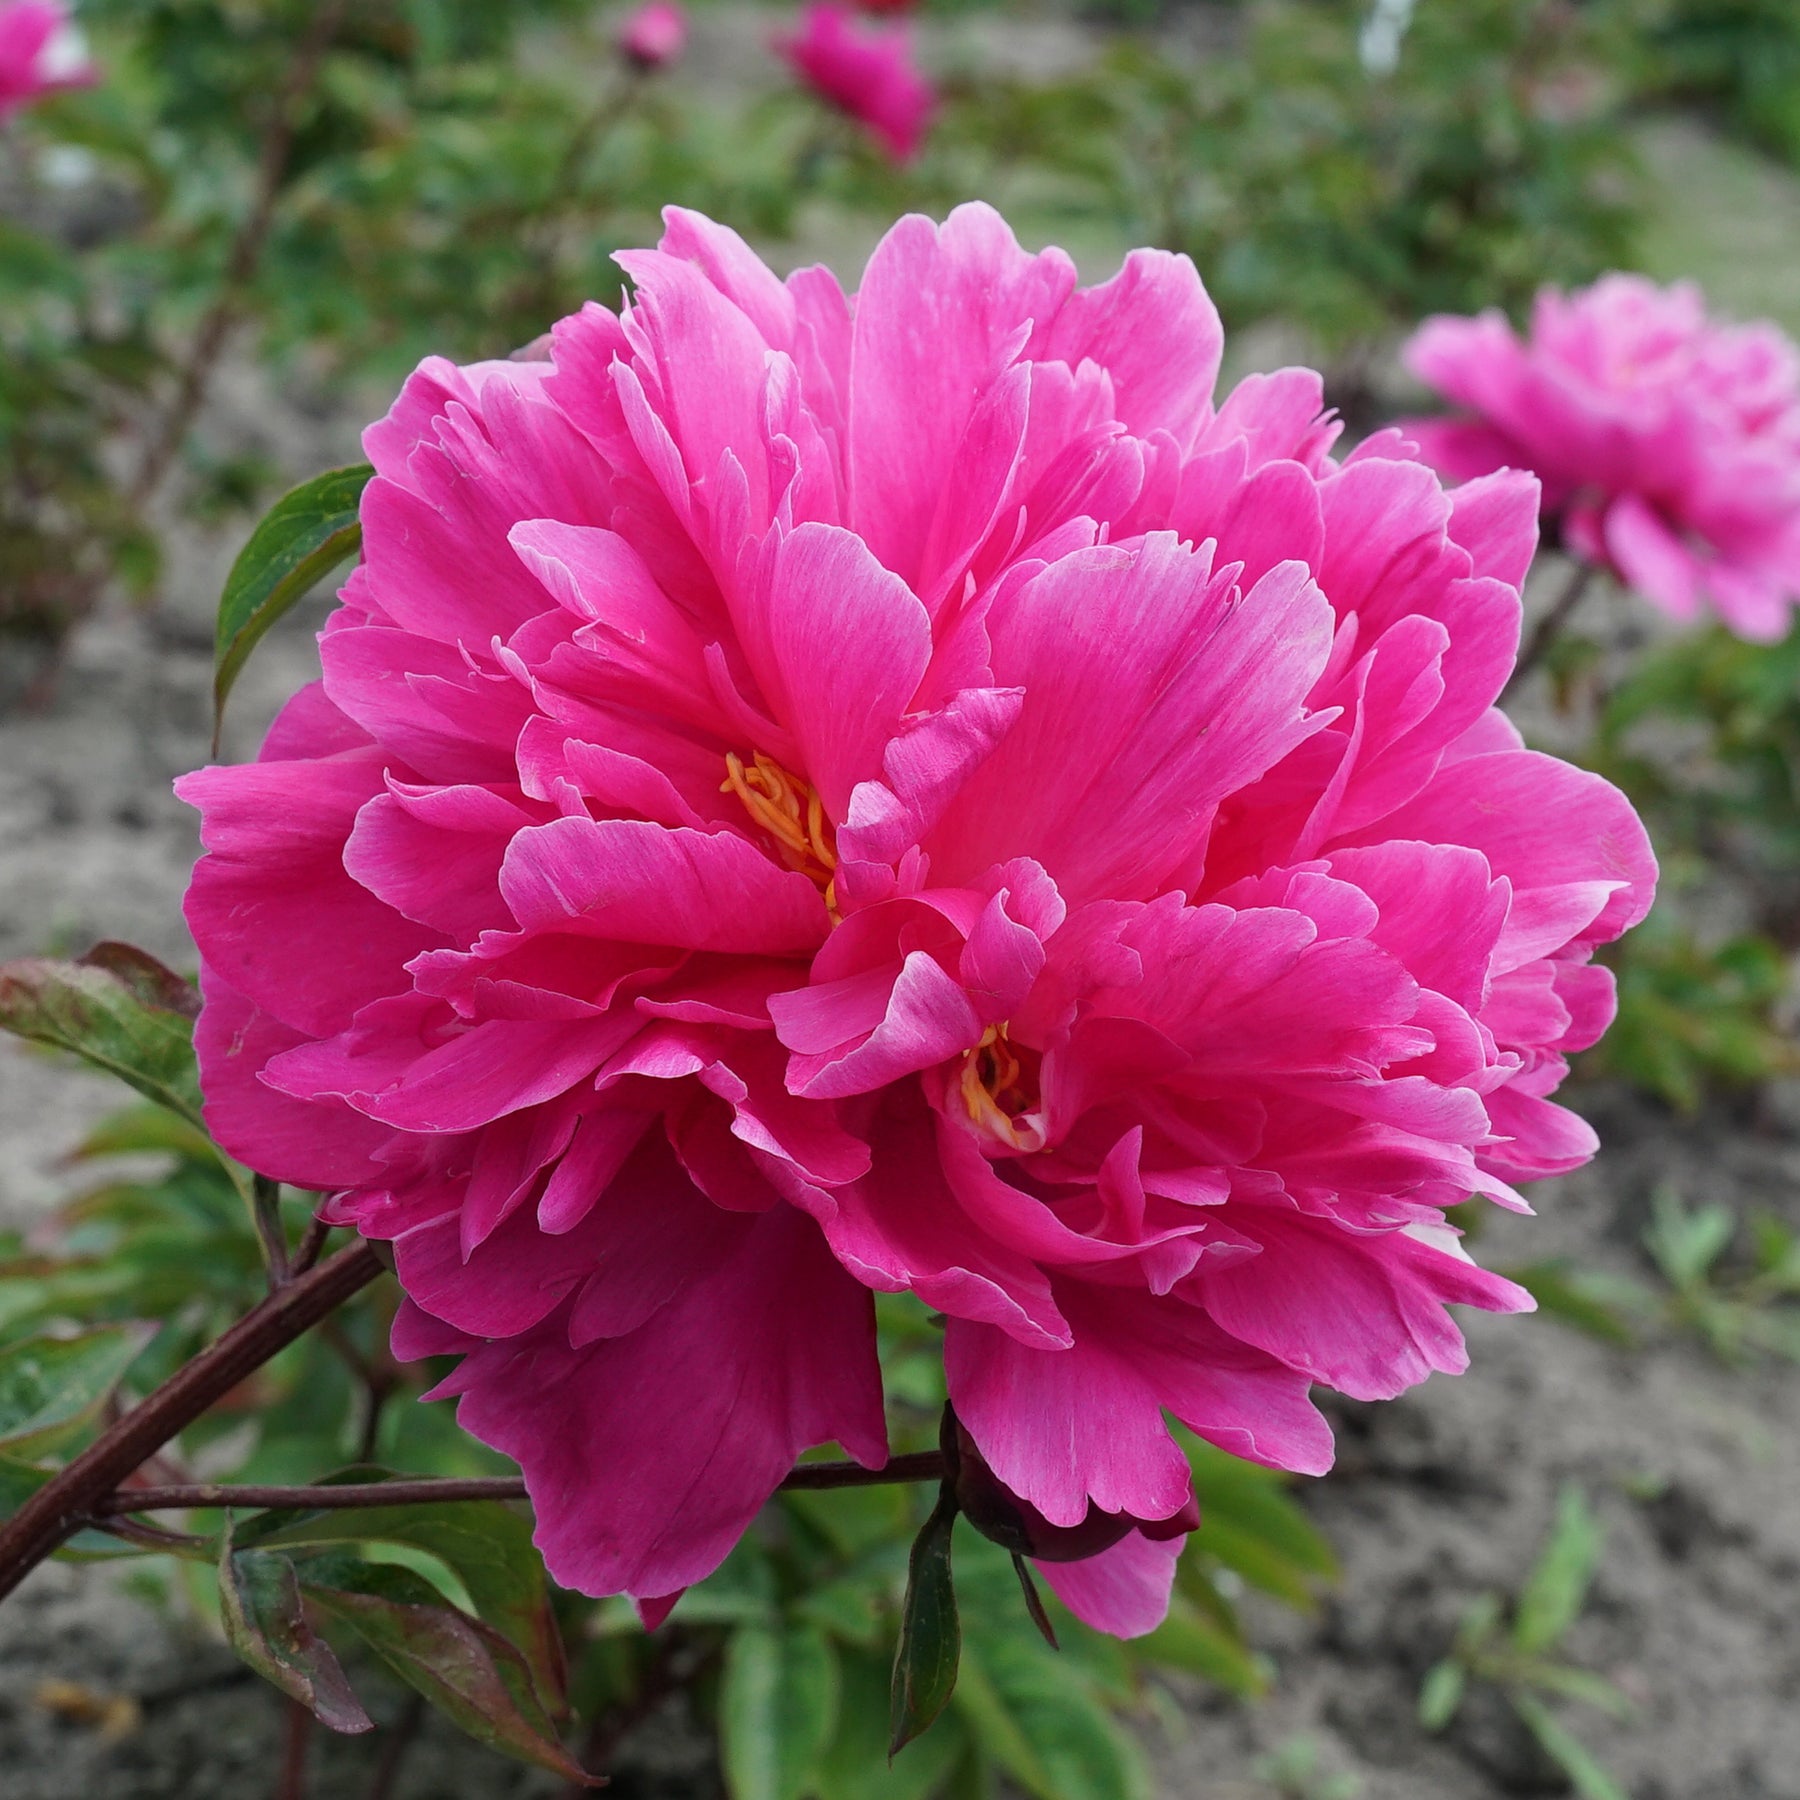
0;0;97;120
948;1419;1198;1563
619;0;686;70
775;1;934;163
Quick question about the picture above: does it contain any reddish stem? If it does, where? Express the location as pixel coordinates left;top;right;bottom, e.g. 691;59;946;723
87;1452;950;1518
0;1242;385;1601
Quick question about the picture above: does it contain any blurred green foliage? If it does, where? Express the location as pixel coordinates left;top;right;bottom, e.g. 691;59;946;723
958;0;1643;359
1418;1485;1630;1800
1636;0;1800;164
1585;902;1793;1113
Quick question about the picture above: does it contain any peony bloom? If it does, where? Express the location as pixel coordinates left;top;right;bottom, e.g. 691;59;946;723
0;0;96;120
775;1;934;164
619;0;686;71
179;206;1654;1639
1401;276;1800;643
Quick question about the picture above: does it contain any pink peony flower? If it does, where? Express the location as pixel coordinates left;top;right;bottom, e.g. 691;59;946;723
178;206;1654;1638
775;1;934;164
0;0;96;120
1401;276;1800;642
619;0;685;71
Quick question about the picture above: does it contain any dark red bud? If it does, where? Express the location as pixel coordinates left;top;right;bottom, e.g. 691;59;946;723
948;1420;1195;1563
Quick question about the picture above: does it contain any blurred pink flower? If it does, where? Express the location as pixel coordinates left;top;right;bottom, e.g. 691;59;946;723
776;1;934;163
179;206;1653;1637
1402;276;1800;642
619;0;685;70
0;0;96;120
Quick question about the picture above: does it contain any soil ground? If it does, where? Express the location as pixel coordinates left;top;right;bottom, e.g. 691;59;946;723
5;97;1800;1800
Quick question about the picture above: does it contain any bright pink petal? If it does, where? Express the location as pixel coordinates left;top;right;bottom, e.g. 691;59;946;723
1035;1531;1183;1639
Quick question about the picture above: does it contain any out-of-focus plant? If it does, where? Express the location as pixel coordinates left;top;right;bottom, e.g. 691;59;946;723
1252;1734;1364;1800
1418;1486;1630;1800
0;1;867;671
1633;0;1800;166
1595;625;1800;903
1581;902;1794;1113
956;0;1642;363
1511;1185;1800;1364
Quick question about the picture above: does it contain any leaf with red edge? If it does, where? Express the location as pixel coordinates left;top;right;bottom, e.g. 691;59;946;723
294;1551;600;1785
0;946;203;1129
218;1538;373;1735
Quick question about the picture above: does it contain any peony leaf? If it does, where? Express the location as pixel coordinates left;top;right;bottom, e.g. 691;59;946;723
212;462;371;749
815;1644;968;1800
0;947;203;1130
720;1621;839;1800
1513;1485;1604;1656
1184;1435;1338;1586
1136;1594;1270;1698
888;1488;960;1758
1417;1658;1467;1731
243;1497;566;1715
293;1550;599;1784
0;1323;155;1453
1512;1694;1628;1800
958;1596;1147;1800
218;1539;374;1735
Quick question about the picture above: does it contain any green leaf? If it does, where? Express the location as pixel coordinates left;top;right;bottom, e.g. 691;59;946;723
1526;1663;1634;1719
0;1324;155;1453
1646;1188;1735;1290
1137;1594;1269;1698
0;947;203;1130
816;1644;968;1800
218;1539;373;1735
1185;1438;1338;1581
1504;1262;1649;1348
720;1622;839;1800
1513;1485;1604;1656
1511;1693;1628;1800
890;1490;961;1758
71;1103;225;1169
295;1551;598;1784
243;1497;565;1713
213;463;371;745
955;1631;1145;1800
1417;1658;1466;1731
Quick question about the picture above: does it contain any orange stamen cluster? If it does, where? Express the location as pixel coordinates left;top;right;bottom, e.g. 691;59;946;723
959;1024;1046;1153
722;751;840;919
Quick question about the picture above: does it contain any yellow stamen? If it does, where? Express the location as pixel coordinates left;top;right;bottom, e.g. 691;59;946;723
722;751;841;920
959;1024;1046;1153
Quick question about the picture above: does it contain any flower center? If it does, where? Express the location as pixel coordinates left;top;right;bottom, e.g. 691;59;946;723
722;751;840;918
959;1024;1046;1153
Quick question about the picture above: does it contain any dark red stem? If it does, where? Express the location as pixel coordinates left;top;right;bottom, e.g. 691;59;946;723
0;1242;386;1601
88;1451;950;1518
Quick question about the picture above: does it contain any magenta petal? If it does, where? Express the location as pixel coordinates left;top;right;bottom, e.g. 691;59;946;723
193;968;395;1190
934;536;1333;904
499;816;829;955
946;1282;1330;1528
1603;493;1701;619
1035;1531;1183;1639
178;754;446;1039
442;1203;886;1600
1196;1212;1533;1402
748;522;932;816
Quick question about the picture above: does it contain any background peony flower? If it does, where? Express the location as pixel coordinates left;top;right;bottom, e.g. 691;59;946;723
178;204;1654;1639
619;0;685;71
775;1;934;163
1401;275;1800;642
0;0;97;119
